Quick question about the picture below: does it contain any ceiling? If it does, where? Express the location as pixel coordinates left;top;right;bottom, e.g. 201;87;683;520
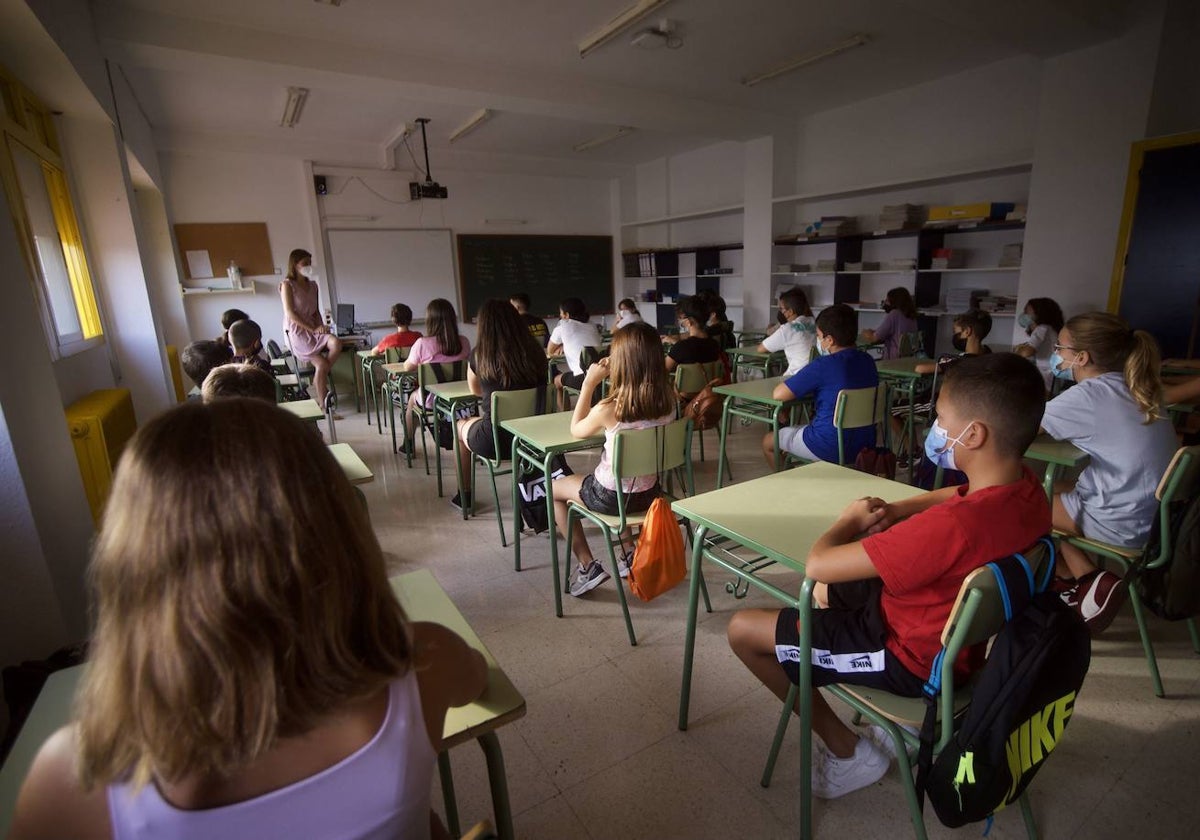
93;0;1137;178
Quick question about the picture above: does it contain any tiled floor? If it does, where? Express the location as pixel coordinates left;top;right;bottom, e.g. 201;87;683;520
335;402;1200;840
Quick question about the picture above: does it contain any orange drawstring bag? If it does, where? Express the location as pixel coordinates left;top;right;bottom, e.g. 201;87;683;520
628;496;686;601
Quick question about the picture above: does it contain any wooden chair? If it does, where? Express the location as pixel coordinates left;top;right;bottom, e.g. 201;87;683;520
468;385;552;546
1060;445;1200;697
763;541;1054;840
564;418;711;646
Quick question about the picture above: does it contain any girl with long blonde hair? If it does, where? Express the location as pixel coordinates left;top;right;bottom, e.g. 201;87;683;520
9;400;485;840
552;322;677;596
1042;311;1177;633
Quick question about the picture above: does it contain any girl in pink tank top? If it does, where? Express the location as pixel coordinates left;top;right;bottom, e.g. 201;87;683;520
550;322;678;598
8;400;486;840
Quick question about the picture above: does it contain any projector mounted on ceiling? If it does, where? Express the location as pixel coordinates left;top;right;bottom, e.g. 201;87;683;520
409;118;448;200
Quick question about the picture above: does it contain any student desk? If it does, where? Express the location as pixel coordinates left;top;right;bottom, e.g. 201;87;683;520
546;354;565;384
391;569;525;840
712;377;807;487
726;346;785;382
0;573;523;840
875;356;933;469
328;442;373;484
1024;434;1088;500
501;412;604;610
672;462;923;840
426;381;481;503
279;397;324;423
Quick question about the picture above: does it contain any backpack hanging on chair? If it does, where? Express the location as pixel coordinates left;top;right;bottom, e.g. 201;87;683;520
628;426;687;601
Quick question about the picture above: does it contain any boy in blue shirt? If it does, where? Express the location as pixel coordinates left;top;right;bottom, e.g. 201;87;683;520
764;303;878;465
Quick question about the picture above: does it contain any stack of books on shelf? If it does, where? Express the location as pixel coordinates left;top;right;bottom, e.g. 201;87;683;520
843;261;880;272
947;288;987;312
930;248;967;269
999;243;1023;267
877;204;923;232
775;263;811;273
1005;204;1027;222
816;258;837;272
979;295;1018;314
699;267;734;275
635;253;657;277
803;215;856;237
882;257;916;272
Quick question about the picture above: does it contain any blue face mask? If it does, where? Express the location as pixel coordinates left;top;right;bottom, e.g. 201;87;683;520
924;418;974;471
1049;351;1077;381
1018;313;1034;330
817;336;830;356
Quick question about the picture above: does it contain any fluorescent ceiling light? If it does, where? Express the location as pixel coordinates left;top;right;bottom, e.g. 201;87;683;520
579;0;672;58
573;126;635;153
742;34;869;87
448;109;493;143
280;87;309;128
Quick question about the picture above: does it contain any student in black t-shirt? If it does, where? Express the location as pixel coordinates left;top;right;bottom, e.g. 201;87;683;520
510;292;549;347
666;296;722;372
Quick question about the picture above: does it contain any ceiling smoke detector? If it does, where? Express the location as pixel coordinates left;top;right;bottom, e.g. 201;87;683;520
630;19;682;49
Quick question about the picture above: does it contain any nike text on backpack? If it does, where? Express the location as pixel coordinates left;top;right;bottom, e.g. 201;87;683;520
915;538;1092;831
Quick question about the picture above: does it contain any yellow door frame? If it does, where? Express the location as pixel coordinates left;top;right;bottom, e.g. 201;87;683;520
1108;130;1200;312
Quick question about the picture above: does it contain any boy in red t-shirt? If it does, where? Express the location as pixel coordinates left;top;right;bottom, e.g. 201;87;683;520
371;303;422;355
728;353;1051;800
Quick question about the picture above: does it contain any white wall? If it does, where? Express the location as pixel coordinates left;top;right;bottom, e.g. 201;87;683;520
1146;0;1200;137
1015;11;1165;336
159;148;615;346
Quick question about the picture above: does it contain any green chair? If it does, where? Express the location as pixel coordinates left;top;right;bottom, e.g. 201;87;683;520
563;418;710;646
673;360;725;464
899;330;926;359
1060;444;1200;697
763;542;1053;840
468;385;552;546
388;361;467;476
561;346;603;409
787;385;885;467
369;346;407;432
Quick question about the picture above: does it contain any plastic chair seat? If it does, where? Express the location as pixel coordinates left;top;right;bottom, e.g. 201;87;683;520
1064;534;1143;562
833;682;973;728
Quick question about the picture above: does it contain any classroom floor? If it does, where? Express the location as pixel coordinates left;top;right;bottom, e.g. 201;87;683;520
335;401;1200;840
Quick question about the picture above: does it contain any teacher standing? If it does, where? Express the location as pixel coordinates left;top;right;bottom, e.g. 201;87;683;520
280;248;342;411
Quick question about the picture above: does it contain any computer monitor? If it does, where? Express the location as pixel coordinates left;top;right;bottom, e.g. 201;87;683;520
335;303;355;334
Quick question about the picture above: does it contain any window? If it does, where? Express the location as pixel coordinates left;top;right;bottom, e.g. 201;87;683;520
0;67;103;356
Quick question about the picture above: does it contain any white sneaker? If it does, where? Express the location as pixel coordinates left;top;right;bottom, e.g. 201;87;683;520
617;550;634;579
812;736;890;799
864;723;919;762
569;561;610;597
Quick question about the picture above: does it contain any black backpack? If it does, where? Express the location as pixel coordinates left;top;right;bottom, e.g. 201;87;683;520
916;539;1091;829
1132;494;1200;620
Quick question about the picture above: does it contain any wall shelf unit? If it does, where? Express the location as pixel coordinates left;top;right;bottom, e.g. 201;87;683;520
770;220;1025;354
770;161;1033;208
620;203;745;228
622;242;744;330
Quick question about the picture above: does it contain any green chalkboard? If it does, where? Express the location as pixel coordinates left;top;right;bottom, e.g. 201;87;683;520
456;234;614;321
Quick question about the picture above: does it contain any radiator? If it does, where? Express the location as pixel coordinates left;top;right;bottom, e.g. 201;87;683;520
65;388;137;523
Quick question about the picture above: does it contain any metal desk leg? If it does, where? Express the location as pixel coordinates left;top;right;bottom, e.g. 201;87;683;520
434;403;445;497
678;525;708;730
355;357;364;416
797;577;816;840
772;405;785;472
449;402;468;519
716;400;733;488
1042;464;1059;502
478;732;516;840
546;453;566;605
512;438;523;571
437;751;461;837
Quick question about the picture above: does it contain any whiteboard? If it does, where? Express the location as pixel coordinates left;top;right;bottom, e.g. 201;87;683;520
326;228;457;326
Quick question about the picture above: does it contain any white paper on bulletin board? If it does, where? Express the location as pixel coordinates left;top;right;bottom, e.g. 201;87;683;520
185;249;214;279
325;228;457;326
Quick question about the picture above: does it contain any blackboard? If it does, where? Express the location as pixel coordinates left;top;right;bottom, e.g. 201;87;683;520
457;234;614;320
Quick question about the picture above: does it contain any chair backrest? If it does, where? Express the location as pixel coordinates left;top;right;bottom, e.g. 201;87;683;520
610;418;694;524
674;360;723;395
580;345;602;371
266;339;285;359
832;386;884;464
899;330;925;358
416;360;467;391
385;346;407;364
484;385;550;463
1146;445;1200;568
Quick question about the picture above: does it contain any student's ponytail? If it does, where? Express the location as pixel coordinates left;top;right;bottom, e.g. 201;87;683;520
1125;329;1163;424
1065;312;1163;424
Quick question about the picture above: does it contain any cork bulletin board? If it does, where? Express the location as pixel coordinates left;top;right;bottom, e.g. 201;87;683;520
174;222;274;279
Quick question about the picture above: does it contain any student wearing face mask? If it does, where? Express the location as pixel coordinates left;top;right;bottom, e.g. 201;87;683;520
764;304;878;466
611;298;643;331
1040;312;1177;633
729;354;1049;800
664;295;722;372
914;309;992;375
1014;297;1064;388
861;287;918;360
758;287;817;377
